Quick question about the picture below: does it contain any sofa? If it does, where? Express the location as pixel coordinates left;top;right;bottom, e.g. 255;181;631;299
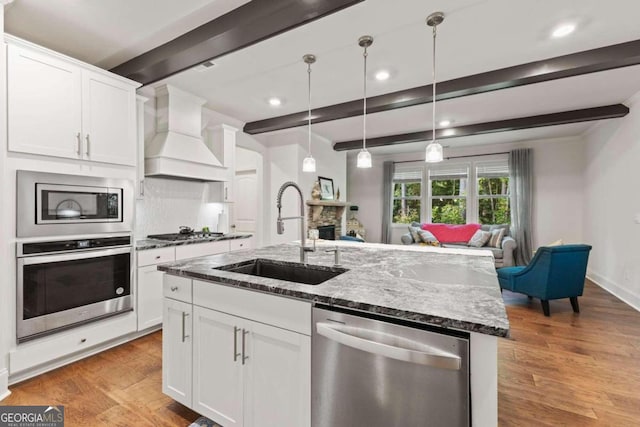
400;222;517;268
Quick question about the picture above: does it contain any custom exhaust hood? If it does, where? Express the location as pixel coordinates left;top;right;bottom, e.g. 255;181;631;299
145;85;236;182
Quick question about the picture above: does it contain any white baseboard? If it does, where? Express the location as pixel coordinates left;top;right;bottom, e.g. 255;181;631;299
0;368;10;401
587;270;640;312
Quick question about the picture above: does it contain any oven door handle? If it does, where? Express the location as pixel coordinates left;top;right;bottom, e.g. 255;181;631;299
316;322;461;370
19;247;132;265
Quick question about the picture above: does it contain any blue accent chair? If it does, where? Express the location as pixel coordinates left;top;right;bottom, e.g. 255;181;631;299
497;244;592;316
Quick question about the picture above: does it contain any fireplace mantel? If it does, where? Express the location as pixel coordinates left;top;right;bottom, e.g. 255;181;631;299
306;200;349;222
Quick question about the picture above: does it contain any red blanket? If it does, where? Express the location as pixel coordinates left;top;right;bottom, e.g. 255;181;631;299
421;223;481;243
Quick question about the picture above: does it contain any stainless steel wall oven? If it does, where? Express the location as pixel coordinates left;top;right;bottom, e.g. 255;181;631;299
17;170;133;237
17;236;133;342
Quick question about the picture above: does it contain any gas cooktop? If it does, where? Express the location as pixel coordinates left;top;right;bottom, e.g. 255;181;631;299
147;232;224;241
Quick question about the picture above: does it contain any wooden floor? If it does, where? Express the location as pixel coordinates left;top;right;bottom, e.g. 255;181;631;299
2;280;639;426
0;332;200;426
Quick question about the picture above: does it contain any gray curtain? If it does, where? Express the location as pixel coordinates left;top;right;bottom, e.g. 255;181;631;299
509;148;533;265
381;161;393;244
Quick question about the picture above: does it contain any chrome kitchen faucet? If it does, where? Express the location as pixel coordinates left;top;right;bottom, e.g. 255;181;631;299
276;181;314;263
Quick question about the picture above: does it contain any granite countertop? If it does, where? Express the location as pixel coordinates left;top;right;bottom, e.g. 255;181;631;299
158;241;510;337
136;233;253;251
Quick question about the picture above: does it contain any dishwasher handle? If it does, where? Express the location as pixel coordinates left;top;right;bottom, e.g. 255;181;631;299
316;322;461;370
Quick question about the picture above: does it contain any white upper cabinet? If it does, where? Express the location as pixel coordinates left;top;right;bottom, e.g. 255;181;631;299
6;37;140;166
7;43;82;159
81;70;137;165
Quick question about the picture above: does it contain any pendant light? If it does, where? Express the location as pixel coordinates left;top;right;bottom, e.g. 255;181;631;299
425;12;444;163
356;35;373;169
302;54;317;172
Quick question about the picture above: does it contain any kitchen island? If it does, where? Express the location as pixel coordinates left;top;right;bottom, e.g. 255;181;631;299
159;241;509;426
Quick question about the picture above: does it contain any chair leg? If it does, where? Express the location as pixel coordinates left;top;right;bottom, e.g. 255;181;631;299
541;300;550;317
570;297;580;313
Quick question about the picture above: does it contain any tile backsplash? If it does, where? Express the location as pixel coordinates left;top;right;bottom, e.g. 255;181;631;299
135;177;226;238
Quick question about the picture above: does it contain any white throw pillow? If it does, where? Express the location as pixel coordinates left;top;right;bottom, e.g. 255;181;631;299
468;230;491;247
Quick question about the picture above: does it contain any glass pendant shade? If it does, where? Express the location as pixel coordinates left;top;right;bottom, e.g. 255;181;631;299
302;155;316;172
425;142;443;163
357;149;372;168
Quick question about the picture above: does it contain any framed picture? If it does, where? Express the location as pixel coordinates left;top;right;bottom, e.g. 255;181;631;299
318;176;334;200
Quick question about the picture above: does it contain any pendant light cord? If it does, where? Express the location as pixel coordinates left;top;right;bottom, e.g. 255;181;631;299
363;45;368;150
432;24;437;144
307;62;312;155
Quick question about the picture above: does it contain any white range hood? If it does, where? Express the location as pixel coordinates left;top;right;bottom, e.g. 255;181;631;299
145;85;236;181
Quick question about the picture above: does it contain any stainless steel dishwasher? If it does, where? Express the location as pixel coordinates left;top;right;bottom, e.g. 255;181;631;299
312;306;470;427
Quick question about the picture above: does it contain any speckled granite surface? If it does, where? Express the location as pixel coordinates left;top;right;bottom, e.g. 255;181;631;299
158;241;510;337
136;233;252;251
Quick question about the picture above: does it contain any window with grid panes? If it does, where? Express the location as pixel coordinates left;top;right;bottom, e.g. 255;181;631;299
429;164;468;224
476;161;510;225
392;168;422;224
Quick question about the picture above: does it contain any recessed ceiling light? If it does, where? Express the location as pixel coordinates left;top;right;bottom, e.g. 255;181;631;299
439;120;451;127
551;23;576;38
268;97;282;107
375;70;390;81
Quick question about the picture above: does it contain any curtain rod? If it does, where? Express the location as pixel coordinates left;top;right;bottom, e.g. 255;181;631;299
393;151;509;164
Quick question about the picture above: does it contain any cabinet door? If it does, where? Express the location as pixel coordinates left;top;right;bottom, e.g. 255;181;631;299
81;70;136;166
192;306;244;427
244;321;311;427
137;266;164;331
162;298;192;407
7;44;82;159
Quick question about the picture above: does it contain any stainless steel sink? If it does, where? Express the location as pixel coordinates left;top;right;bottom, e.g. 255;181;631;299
215;258;347;285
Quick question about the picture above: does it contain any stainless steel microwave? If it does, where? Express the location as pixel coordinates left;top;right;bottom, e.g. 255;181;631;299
17;170;133;237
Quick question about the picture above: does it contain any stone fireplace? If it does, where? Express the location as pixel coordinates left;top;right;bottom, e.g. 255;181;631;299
306;200;348;240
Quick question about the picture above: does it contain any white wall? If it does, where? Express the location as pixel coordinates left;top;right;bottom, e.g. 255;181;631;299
347;137;585;247
1;1;9;400
583;96;640;311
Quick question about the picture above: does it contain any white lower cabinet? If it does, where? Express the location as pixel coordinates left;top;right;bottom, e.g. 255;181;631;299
243;319;311;427
137;265;165;330
193;307;244;426
163;275;311;427
192;306;311;427
162;298;192;407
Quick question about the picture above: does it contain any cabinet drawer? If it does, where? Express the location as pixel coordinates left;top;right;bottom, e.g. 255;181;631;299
9;312;137;374
164;275;192;303
229;237;253;252
193;280;311;335
138;247;175;267
175;241;229;260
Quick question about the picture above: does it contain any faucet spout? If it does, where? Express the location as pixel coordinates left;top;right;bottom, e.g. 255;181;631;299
276;181;310;263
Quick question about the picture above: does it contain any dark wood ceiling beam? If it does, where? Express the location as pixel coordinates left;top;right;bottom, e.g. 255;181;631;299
332;104;629;151
244;40;640;134
109;0;364;85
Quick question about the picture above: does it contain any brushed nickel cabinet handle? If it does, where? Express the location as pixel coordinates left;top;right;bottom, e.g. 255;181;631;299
76;132;82;156
233;326;241;362
225;187;228;200
85;134;91;156
171;286;178;292
182;312;190;342
242;329;249;365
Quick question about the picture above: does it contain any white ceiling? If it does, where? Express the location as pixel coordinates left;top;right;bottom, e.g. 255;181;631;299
4;0;251;69
6;0;640;153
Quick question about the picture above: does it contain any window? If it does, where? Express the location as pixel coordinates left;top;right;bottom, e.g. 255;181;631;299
392;169;422;224
429;164;468;224
476;161;510;225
